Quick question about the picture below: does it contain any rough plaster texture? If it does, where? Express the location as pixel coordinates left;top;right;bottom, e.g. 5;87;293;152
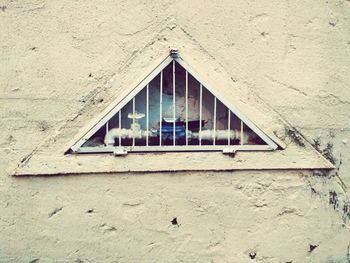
1;0;350;262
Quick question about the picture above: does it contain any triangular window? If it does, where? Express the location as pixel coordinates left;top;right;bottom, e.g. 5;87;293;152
70;50;278;155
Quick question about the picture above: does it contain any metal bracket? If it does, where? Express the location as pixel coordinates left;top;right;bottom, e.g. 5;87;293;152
222;148;236;156
170;48;179;58
113;148;128;156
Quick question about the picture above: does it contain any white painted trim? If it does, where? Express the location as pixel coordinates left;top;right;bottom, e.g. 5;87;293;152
159;70;163;145
199;83;203;145
146;84;149;146
75;145;273;153
172;60;176;146
228;109;231;145
185;70;189;146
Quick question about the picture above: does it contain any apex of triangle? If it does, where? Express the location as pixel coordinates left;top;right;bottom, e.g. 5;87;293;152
169;48;179;58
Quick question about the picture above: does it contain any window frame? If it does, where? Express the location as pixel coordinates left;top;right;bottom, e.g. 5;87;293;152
69;50;278;155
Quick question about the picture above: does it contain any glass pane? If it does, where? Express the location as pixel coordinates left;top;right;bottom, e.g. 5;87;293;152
242;123;267;145
82;125;105;148
230;112;241;145
148;74;161;146
215;100;229;145
187;73;201;145
201;87;215;145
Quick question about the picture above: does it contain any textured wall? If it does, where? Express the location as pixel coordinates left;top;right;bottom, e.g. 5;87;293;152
1;0;350;262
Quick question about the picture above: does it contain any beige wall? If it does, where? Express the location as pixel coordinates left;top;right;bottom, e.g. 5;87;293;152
1;1;350;262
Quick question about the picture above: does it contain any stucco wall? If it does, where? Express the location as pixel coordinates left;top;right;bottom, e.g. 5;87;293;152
1;0;350;262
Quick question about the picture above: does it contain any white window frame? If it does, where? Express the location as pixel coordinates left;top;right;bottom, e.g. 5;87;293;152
69;50;278;154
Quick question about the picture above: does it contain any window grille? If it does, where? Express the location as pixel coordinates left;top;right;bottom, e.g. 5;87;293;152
70;50;278;155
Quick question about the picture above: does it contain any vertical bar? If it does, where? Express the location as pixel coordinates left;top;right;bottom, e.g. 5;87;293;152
159;71;163;146
199;83;203;145
172;60;176;146
119;110;121;146
241;121;244;145
146;84;149;146
132;97;135;147
213;97;216;145
185;71;188;146
227;110;231;146
106;121;109;144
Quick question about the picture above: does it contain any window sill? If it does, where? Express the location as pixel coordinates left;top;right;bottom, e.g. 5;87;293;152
14;144;334;176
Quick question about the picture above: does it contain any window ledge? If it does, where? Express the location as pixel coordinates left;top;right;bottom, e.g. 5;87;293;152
13;144;334;176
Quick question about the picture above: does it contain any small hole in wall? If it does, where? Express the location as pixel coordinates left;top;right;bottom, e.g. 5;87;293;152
309;244;318;253
249;251;256;259
171;217;179;226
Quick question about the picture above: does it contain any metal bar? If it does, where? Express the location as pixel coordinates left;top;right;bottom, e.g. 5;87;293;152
185;70;189;146
159;71;163;146
146;84;149;146
241;121;243;145
106;121;109;145
119;110;121;146
213;97;217;146
76;144;274;153
172;60;176;146
228;110;231;146
132;97;135;147
199;83;203;145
